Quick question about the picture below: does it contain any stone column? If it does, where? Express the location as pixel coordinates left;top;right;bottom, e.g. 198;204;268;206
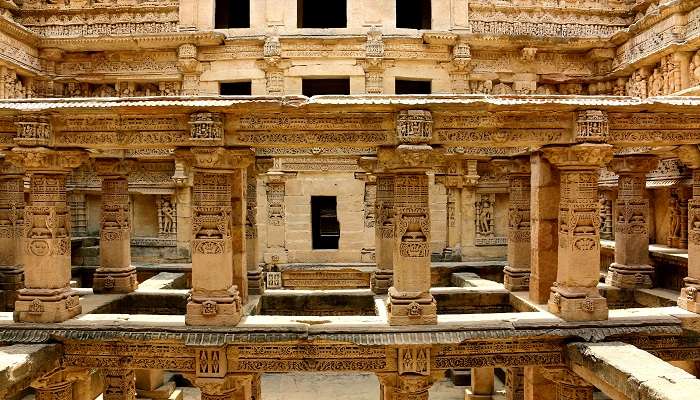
680;145;700;312
196;374;254;400
0;159;25;311
7;148;87;322
246;164;263;295
540;367;593;400
374;172;395;293
529;152;560;304
103;368;136;400
262;162;288;266
183;148;253;326
543;144;612;321
231;168;248;304
506;367;524;400
93;159;138;294
376;373;435;400
172;157;193;260
459;160;480;259
440;158;466;259
523;367;556;400
504;157;531;291
605;155;658;289
467;368;494;400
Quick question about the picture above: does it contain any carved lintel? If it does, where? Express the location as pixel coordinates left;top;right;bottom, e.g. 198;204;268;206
6;147;88;173
93;158;136;178
543;143;613;170
378;145;444;172
177;147;254;171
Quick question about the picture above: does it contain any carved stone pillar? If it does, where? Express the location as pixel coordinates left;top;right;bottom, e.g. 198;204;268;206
231;168;248;304
606;155;658;289
183;148;253;326
0;159;25;311
262;159;290;268
246;164;263;296
172;158;192;259
195;374;254;400
103;368;136;400
540;367;593;400
374;172;395;293
504;157;531;292
93;159;138;294
459;160;480;259
7;148;88;322
682;168;700;312
32;368;90;400
529;152;559;304
439;158;466;259
598;190;614;240
177;44;201;96
376;372;436;400
543;144;612;321
506;367;525;400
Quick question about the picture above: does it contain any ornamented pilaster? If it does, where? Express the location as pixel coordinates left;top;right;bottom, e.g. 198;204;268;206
181;147;254;326
246;164;263;296
258;36;289;95
605;155;658;289
93;159;138;294
543;144;613;321
504;157;531;291
262;158;290;267
0;159;24;311
104;368;136;400
679;145;700;313
437;157;466;258
376;371;436;400
443;39;473;94
598;191;613;240
6;147;88;322
177;44;201;96
540;367;593;400
505;367;524;400
374;172;395;293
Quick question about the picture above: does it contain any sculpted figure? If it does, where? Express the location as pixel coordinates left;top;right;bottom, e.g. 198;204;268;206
161;200;175;233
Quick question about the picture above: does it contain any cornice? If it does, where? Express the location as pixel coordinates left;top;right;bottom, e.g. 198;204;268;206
0;14;40;47
38;31;225;52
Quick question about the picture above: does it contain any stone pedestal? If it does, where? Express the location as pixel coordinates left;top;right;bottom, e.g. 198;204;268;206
466;367;494;400
459;160;479;260
540;367;593;400
94;159;137;294
529;153;560;304
0;160;25;311
184;148;253;326
104;368;136;400
605;155;658;289
504;158;531;292
388;172;437;325
373;173;395;294
681;169;700;312
544;144;612;321
7;148;87;323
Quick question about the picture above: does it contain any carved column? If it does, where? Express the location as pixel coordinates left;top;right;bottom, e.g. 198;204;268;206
172;157;192;259
231;168;248;304
503;157;531;291
246;164;263;295
540;367;593;400
183;148;253;326
195;374;254;400
506;367;525;400
385;110;439;325
93;159;138;294
679;145;700;313
459;160;480;259
440;157;466;259
376;370;437;400
262;159;290;268
543;144;612;321
7;148;88;322
605;155;658;289
374;172;395;293
177;44;201;96
103;368;136;400
0;159;24;311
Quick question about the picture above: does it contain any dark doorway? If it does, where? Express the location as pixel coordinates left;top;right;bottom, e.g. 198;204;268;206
396;0;431;30
298;0;347;28
215;0;250;28
220;81;252;95
395;79;432;94
311;196;340;250
302;78;350;96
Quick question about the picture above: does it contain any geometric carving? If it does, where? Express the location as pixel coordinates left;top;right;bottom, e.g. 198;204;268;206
398;347;430;376
189;112;224;143
575;110;608;143
196;348;227;378
396;110;433;144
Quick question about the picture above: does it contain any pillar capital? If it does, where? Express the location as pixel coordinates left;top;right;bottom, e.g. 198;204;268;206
6;147;88;173
542;143;613;170
506;156;531;176
607;154;659;175
193;374;253;400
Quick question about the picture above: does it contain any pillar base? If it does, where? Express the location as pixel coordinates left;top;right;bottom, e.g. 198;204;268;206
387;287;437;325
678;278;700;313
372;270;393;295
503;267;530;292
605;263;654;289
247;267;265;296
547;288;608;321
93;267;138;294
185;292;242;326
14;288;81;323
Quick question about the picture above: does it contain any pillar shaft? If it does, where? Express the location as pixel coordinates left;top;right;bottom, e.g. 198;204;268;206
94;163;137;293
467;367;494;400
544;144;612;321
506;367;524;400
681;169;700;312
0;161;25;311
388;172;436;325
263;171;287;265
376;373;434;400
523;367;556;400
104;369;136;400
246;166;263;295
504;158;531;291
374;173;395;293
606;155;658;289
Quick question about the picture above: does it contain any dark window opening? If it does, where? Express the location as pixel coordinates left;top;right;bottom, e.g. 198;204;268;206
298;0;347;28
302;78;350;96
215;0;250;29
396;0;431;30
220;81;252;95
312;196;340;250
395;79;432;94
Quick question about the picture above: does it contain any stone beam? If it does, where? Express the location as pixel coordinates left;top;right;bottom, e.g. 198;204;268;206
0;344;62;399
566;342;700;400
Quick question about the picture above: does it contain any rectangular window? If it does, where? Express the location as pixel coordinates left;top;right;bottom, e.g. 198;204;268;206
396;0;431;30
220;81;252;95
298;0;347;28
311;196;340;250
215;0;250;29
395;79;432;94
302;78;350;96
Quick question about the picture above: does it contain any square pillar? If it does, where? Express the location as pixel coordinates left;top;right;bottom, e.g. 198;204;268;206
182;148;253;326
374;173;395;293
543;144;612;321
93;159;138;294
466;367;494;400
0;160;25;311
459;160;480;260
246;164;264;296
7;148;88;323
529;152;559;304
262;166;289;266
682;169;700;312
504;157;531;291
523;367;556;400
606;155;658;289
232;168;248;304
376;373;435;400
